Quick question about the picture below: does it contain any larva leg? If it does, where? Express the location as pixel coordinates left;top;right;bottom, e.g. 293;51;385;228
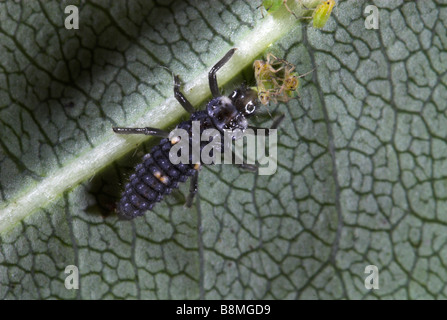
209;48;237;98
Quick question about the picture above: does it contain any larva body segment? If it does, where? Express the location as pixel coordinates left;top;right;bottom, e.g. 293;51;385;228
118;112;209;219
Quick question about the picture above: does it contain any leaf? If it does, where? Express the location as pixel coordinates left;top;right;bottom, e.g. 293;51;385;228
0;0;446;299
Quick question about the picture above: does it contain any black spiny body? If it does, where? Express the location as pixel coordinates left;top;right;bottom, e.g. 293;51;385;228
113;49;282;220
118;112;209;218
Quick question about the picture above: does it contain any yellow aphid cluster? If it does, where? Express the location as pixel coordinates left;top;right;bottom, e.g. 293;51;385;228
253;53;311;105
260;0;336;30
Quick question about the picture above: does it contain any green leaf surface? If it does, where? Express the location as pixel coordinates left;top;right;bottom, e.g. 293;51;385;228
1;0;446;299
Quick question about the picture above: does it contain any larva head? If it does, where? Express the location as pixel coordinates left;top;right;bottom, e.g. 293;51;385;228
206;85;258;132
229;85;259;117
207;96;238;131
